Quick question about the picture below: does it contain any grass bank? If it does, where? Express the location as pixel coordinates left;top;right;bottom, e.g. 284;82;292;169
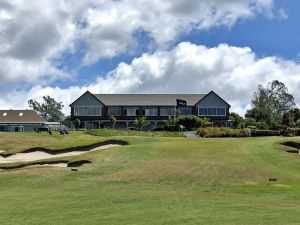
0;133;299;224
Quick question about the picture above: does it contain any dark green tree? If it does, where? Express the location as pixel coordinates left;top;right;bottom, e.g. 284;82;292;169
74;119;81;129
229;112;244;128
28;96;64;122
178;115;201;130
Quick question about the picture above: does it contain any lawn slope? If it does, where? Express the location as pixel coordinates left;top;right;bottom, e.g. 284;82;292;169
0;133;299;225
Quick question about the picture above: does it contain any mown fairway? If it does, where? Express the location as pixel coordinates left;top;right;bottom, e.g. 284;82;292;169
0;132;299;225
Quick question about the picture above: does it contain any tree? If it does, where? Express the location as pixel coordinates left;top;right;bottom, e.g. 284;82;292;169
28;96;65;122
109;116;117;130
74;119;81;129
178;115;201;130
200;117;210;127
134;116;149;131
289;108;300;122
229;112;244;128
165;116;176;127
246;80;295;129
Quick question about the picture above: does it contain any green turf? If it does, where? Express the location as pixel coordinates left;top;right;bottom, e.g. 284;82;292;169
0;132;299;225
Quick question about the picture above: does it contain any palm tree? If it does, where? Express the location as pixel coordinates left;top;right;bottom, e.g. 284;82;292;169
134;116;149;131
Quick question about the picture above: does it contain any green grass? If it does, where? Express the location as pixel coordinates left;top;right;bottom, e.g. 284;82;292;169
0;131;109;153
87;129;185;137
0;132;300;224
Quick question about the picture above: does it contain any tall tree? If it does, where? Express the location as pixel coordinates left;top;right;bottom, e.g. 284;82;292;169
28;96;64;122
246;80;295;128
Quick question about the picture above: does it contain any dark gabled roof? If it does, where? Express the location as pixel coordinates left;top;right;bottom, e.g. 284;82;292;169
69;91;104;107
0;110;48;124
93;94;206;106
195;91;231;107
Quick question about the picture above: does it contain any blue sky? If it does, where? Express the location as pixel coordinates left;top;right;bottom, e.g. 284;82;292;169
1;0;300;115
56;0;300;87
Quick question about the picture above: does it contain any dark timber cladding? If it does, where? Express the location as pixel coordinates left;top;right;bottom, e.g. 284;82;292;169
70;91;231;129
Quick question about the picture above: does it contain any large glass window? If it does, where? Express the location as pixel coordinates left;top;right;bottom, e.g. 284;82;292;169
142;107;158;116
198;107;226;116
108;107;121;116
178;106;192;115
124;107;139;116
74;107;101;116
160;107;176;116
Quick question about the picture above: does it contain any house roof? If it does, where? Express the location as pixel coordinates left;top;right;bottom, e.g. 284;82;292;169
93;94;207;106
0;110;48;124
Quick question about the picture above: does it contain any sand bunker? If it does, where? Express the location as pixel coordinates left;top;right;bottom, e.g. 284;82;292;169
27;163;68;168
0;144;121;164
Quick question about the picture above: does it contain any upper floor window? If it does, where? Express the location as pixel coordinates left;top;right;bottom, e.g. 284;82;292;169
108;107;121;116
198;107;226;116
3;113;7;116
74;107;101;116
160;107;176;116
142;107;158;116
124;107;139;116
178;106;192;115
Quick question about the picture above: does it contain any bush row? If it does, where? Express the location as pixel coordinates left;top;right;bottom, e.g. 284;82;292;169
281;127;300;137
196;127;251;138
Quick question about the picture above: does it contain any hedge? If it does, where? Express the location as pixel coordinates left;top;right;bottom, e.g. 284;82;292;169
196;127;251;138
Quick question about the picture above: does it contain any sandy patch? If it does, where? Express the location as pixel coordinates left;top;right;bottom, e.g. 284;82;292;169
27;163;68;168
0;144;121;164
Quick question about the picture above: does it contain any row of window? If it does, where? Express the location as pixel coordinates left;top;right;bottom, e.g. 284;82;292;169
74;107;226;117
198;107;226;116
114;107;175;116
74;107;102;116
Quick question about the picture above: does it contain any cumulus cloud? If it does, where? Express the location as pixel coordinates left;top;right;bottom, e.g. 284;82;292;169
0;0;275;85
2;42;300;117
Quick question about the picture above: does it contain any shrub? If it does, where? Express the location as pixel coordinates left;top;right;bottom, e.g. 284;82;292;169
255;121;269;130
281;127;300;137
178;115;201;130
196;127;250;138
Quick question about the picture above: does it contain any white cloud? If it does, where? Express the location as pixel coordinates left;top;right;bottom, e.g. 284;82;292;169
0;0;275;84
2;42;300;117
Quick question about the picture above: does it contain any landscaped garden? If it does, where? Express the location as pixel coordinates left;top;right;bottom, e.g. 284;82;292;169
0;131;299;224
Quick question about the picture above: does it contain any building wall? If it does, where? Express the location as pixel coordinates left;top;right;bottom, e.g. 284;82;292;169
195;92;230;120
70;92;231;128
0;124;45;132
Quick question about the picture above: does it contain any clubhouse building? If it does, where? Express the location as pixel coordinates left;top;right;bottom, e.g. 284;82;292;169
0;110;48;132
70;91;231;130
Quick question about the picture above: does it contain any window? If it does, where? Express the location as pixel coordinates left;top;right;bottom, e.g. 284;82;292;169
178;106;192;115
198;107;226;116
74;107;101;116
19;113;23;117
108;107;121;116
142;107;158;116
124;107;139;116
160;107;176;116
3;113;7;117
